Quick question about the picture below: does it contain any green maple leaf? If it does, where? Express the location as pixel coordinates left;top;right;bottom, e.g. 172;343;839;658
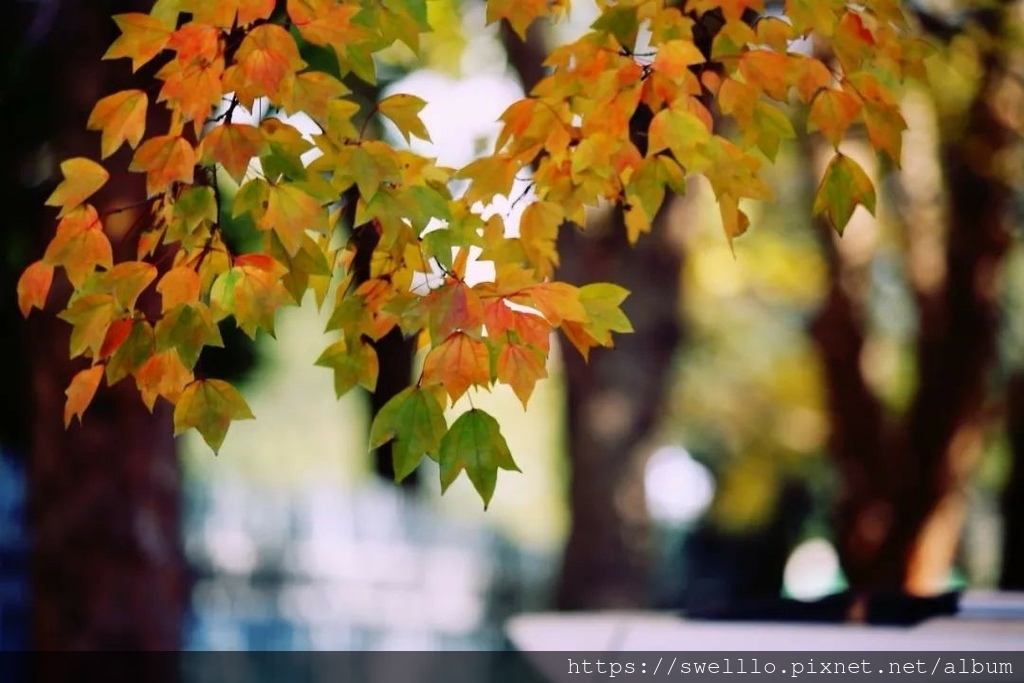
173;379;255;453
315;338;379;398
813;153;876;235
368;386;447;483
439;409;520;509
154;302;224;368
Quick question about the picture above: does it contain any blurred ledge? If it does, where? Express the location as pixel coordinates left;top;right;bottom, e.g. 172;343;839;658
505;591;1024;652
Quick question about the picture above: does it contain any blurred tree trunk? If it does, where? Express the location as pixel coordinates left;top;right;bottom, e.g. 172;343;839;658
811;6;1015;595
501;23;689;610
5;1;184;651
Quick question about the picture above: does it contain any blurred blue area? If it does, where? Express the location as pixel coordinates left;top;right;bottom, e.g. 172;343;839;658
0;447;553;651
0;449;29;651
180;479;554;651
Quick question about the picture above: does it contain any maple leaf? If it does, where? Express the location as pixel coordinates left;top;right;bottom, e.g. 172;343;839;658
438;409;520;509
173;379;255;453
88;90;148;160
287;0;364;48
368;386;448;482
260;183;327;256
224;24;305;107
64;366;105;428
200;122;262;181
813;153;876;235
136;348;194;410
483;299;551;352
129;135;197;197
507;282;587;326
157;267;202;312
155;303;224;368
496;341;548;408
105;320;155;386
486;0;548;40
58;294;117;360
46;158;109;217
378;93;432;144
43;205;112;288
809;89;862;148
99;318;135;360
315;338;379;397
101;261;158;310
427;280;485;343
103;13;172;72
422;332;492;403
285;71;351;126
17;260;54;317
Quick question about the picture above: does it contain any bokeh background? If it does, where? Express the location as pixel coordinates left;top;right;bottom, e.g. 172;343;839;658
2;0;1023;652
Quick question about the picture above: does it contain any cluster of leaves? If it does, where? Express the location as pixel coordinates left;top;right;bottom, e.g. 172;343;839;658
17;0;926;507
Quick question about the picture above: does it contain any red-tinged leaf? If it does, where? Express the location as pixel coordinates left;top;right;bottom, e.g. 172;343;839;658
99;318;134;359
103;13;172;72
422;332;491;403
173;379;255;453
809;89;862;148
129;135;197;197
863;100;906;164
484;299;552;352
378;93;432;144
64;366;105;428
497;342;548;408
135;348;194;411
508;282;587;325
486;0;549;39
45;158;109;217
369;386;448;482
560;320;602;361
438;408;520;509
156;46;225;131
106;320;155;385
17;260;54;317
88;90;148;159
813;153;876;235
428;280;485;343
157;267;202;312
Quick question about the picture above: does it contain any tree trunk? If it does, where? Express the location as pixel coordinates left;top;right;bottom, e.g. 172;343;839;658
811;6;1015;595
5;0;185;652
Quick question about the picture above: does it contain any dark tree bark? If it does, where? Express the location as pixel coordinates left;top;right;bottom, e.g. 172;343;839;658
810;5;1016;594
554;204;687;609
4;0;185;652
